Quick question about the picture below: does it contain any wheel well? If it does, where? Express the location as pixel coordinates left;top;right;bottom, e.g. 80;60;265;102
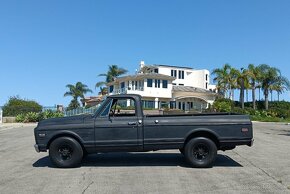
184;131;219;149
47;134;85;152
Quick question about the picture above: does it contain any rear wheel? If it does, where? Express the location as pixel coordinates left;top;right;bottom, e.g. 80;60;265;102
184;137;217;168
49;137;83;168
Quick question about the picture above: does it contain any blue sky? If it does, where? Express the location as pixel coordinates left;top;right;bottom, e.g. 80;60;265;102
1;0;290;106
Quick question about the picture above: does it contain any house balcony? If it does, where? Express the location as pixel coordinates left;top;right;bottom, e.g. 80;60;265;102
111;87;144;95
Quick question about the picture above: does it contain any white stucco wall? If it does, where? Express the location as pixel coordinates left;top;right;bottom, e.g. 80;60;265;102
156;66;210;89
109;78;173;99
141;78;172;98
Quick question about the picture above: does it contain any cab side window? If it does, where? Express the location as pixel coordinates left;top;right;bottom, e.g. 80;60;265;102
109;98;136;117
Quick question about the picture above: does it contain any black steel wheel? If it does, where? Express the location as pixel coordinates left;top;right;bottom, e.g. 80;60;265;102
184;137;217;168
49;137;83;168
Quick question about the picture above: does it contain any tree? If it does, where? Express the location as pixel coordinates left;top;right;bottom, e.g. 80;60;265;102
236;68;249;109
245;79;251;102
247;64;260;109
228;67;239;100
212;64;232;98
98;87;108;96
2;96;42;116
96;65;128;93
271;75;290;101
258;64;281;110
64;82;92;109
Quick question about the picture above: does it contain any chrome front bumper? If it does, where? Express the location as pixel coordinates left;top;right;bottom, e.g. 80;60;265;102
34;144;40;153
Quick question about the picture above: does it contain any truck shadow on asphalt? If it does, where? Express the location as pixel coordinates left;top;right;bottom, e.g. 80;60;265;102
33;153;242;168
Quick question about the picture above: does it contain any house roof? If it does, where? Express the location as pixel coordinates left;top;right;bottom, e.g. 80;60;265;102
172;85;216;94
152;64;193;70
107;73;175;85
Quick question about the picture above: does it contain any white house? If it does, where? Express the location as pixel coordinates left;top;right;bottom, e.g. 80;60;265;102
107;61;218;112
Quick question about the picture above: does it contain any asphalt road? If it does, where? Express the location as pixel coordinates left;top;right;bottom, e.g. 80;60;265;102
0;122;290;194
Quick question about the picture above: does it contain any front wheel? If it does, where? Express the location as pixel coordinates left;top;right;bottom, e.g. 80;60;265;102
49;137;83;168
184;137;217;168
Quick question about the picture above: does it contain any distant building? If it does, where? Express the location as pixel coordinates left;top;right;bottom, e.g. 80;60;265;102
107;61;218;112
84;96;103;107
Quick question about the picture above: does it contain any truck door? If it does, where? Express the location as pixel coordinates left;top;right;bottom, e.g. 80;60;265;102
94;97;143;151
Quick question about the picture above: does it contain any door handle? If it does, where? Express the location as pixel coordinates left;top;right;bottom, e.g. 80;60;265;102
128;121;137;125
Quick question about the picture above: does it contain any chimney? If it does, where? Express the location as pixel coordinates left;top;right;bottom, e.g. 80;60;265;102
140;60;145;69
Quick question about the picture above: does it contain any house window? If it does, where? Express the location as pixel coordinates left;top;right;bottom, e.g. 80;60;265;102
147;79;153;87
155;79;160;88
170;101;176;109
109;85;114;93
179;84;184;86
206;83;208;89
154;68;159;73
178;70;184;79
162;80;168;88
171;70;177;77
172;83;176;85
206;74;208;81
142;100;155;109
121;82;125;89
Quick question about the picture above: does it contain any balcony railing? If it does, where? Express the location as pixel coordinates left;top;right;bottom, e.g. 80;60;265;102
112;87;144;94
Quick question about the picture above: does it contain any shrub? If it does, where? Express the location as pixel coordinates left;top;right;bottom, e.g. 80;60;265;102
267;108;290;119
24;112;39;122
15;113;26;123
213;98;233;112
2;96;42;116
15;110;64;123
51;111;64;118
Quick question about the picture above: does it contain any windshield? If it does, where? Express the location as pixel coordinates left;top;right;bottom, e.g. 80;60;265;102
93;99;107;115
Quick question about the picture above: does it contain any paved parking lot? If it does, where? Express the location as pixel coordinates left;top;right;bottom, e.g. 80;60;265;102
0;122;290;193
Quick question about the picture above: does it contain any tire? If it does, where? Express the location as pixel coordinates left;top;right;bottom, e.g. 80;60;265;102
49;137;83;168
184;137;217;168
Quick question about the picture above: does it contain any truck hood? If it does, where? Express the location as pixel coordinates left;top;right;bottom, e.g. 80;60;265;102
37;114;92;129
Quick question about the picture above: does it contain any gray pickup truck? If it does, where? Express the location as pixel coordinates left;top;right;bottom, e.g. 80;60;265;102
34;94;253;168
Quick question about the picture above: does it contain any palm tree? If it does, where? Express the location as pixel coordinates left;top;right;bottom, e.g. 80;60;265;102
212;64;232;98
64;82;93;108
258;64;281;110
272;75;290;101
245;79;251;103
96;65;128;93
236;68;249;109
98;87;108;96
247;64;260;109
228;67;239;100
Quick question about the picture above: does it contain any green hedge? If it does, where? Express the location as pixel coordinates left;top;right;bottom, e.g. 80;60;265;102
240;100;290;110
211;98;290;122
212;98;234;112
3;96;42;116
